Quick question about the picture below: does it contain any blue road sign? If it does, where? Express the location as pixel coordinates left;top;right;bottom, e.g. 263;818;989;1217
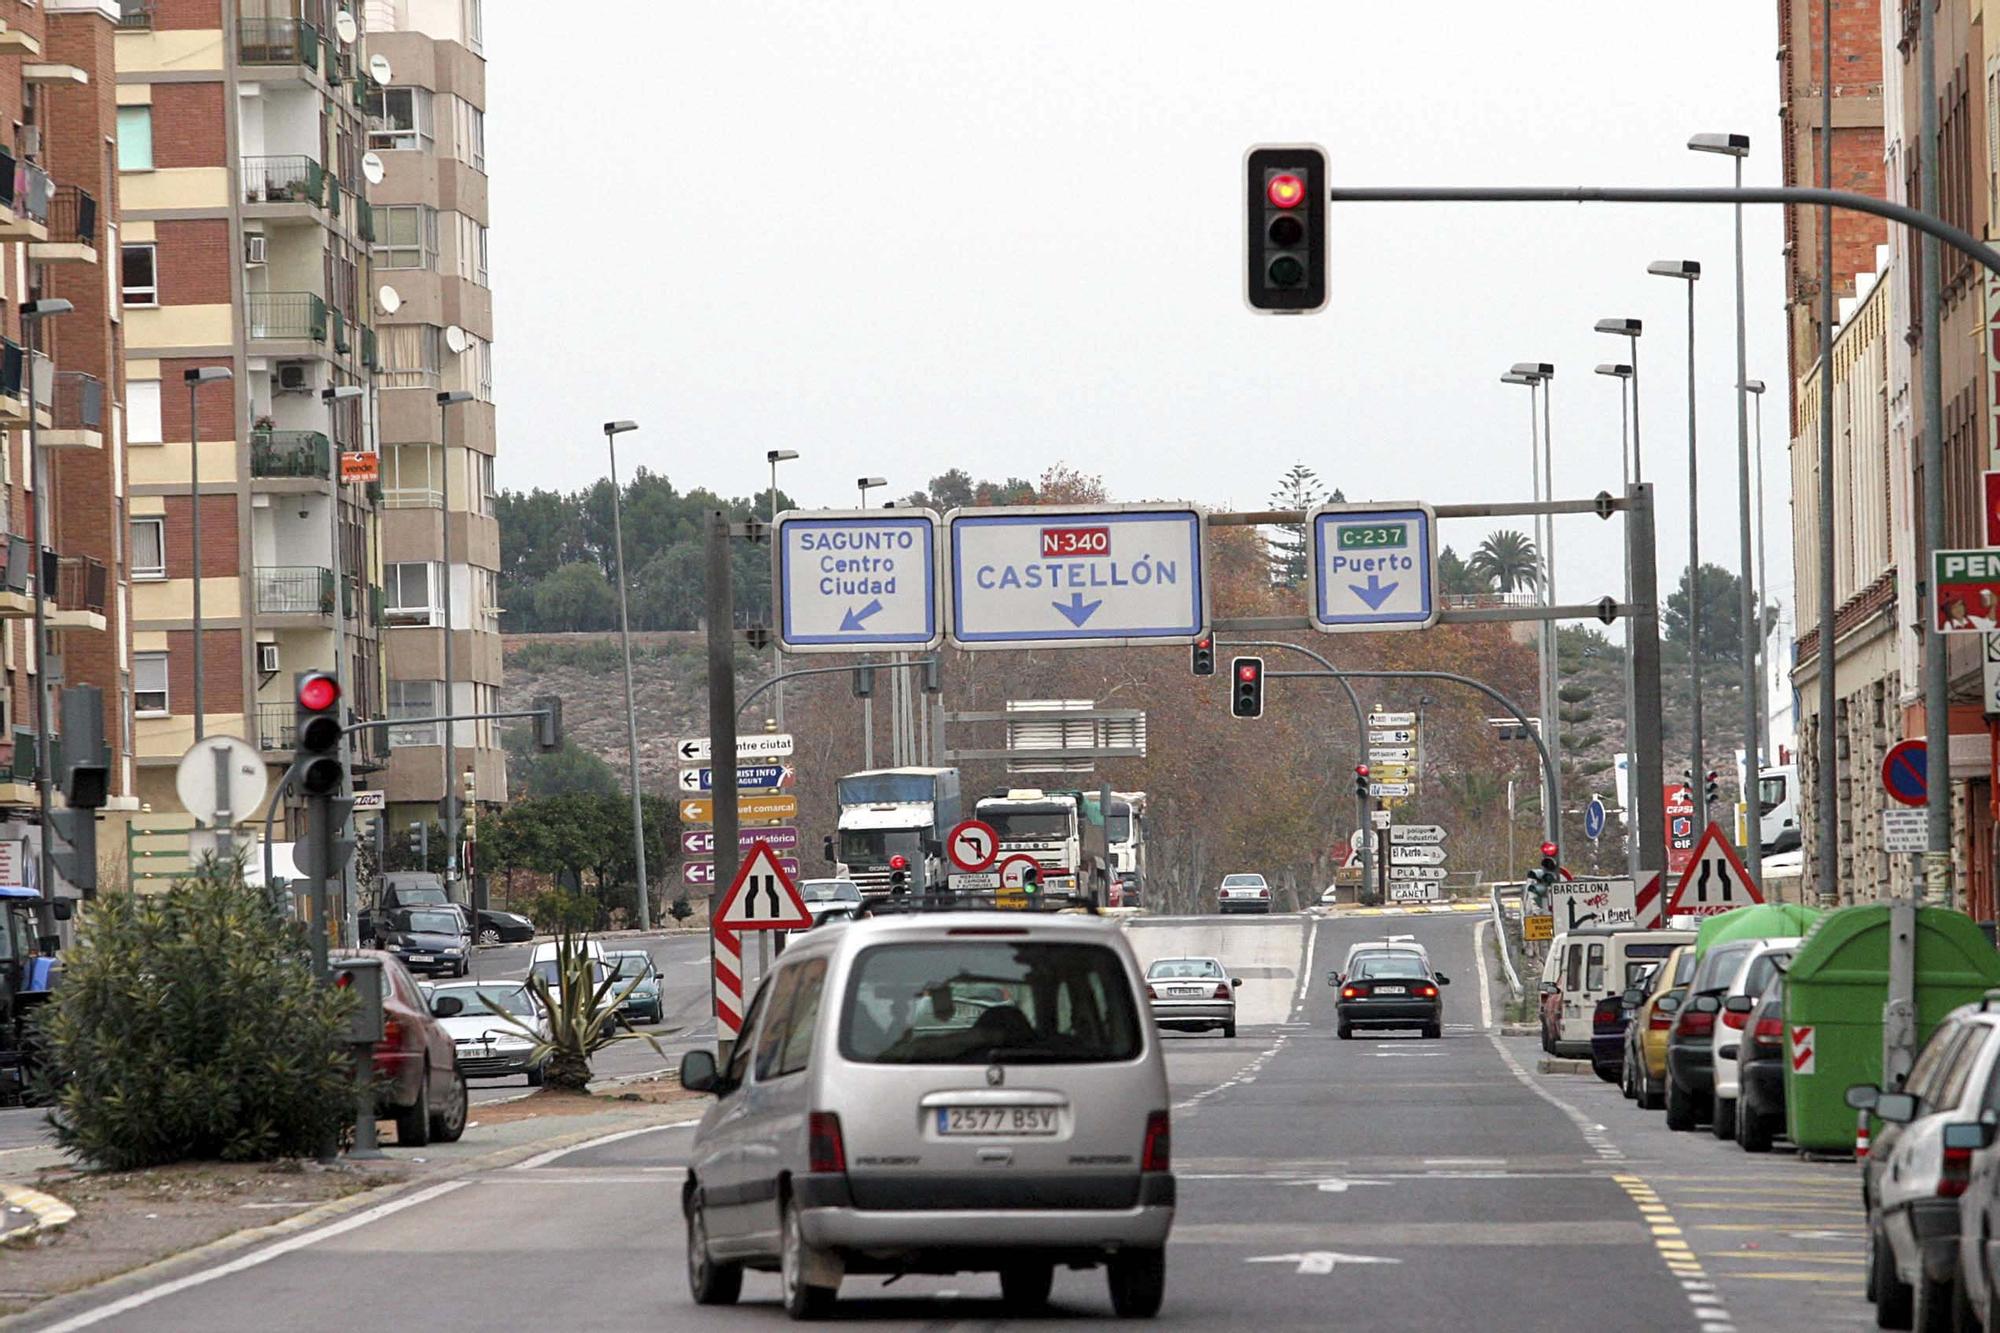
1584;796;1607;842
1881;740;1928;808
776;509;941;653
678;764;795;794
1307;503;1438;632
945;506;1208;649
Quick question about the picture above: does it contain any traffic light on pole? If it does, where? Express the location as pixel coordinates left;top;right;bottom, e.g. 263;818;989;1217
293;671;344;797
1246;144;1327;313
1354;765;1370;799
1190;635;1215;677
1230;656;1264;719
1704;769;1720;805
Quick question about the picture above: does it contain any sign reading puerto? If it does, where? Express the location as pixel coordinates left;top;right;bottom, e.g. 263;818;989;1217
775;508;941;652
946;505;1207;649
1307;503;1438;632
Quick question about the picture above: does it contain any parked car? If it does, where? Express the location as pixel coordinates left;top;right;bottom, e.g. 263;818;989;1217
1545;928;1693;1060
378;907;472;978
1852;998;2000;1330
359;873;453;944
676;909;1173;1318
425;979;547;1085
1217;872;1271;914
1538;933;1568;1053
1665;938;1762;1132
1735;978;1788;1152
476;908;536;945
1145;956;1238;1038
606;949;665;1025
1623;944;1695;1109
1334;952;1449;1040
800;879;864;925
1711;938;1800;1143
1591;961;1659;1084
335;949;468;1146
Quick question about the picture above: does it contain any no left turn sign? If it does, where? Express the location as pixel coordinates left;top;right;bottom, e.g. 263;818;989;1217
946;819;1000;872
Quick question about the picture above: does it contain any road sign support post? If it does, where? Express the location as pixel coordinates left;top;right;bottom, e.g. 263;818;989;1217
1626;483;1668;885
706;510;740;1063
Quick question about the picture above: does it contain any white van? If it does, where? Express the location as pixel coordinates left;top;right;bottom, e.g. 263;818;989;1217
527;938;611;998
1546;928;1695;1059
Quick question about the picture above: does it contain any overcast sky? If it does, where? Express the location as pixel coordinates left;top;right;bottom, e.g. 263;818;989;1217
486;2;1798;622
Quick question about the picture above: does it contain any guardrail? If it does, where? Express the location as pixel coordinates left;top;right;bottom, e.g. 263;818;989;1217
1489;881;1524;999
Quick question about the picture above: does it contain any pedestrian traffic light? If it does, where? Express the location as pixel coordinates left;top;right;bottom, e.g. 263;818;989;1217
1354;764;1370;799
1230;656;1264;718
1246;144;1327;314
1190;635;1215;677
292;672;344;797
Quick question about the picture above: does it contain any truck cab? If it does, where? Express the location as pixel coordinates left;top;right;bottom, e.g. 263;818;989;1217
831;767;962;897
1757;764;1799;855
976;789;1088;896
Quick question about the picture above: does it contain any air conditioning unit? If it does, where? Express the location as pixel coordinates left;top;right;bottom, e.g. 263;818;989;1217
244;233;267;265
256;642;280;674
276;362;310;394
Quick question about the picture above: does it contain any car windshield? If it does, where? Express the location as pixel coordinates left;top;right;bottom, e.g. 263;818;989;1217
608;954;652;978
1148;959;1224;980
434;983;536;1017
838;829;924;865
400;911;460;935
1757;774;1787;815
840;941;1141;1065
982;808;1073;840
1356;955;1429;980
390;885;449;906
1742;951;1792;997
803;880;861;903
530;959;609;988
1692;944;1753;993
1222;874;1265;887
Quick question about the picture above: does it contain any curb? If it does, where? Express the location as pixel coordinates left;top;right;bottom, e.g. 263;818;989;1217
0;1183;76;1244
1536;1057;1594;1075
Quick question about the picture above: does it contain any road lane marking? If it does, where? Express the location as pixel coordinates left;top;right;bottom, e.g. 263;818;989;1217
1292;914;1320;1019
38;1181;470;1332
510;1120;693;1170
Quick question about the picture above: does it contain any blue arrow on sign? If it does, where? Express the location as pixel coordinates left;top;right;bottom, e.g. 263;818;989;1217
839;599;884;632
1584;797;1607;842
1349;573;1400;610
1052;592;1102;627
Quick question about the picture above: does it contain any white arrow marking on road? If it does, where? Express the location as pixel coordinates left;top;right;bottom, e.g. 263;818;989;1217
1279;1177;1393;1194
1247;1251;1403;1275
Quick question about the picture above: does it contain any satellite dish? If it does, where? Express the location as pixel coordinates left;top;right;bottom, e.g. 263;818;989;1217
443;325;468;353
368;53;392;85
376;285;402;314
334;10;357;43
361;152;385;185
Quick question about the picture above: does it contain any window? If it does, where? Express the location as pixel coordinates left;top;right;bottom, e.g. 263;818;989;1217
463;0;483;52
384;561;440;626
444;330;493;402
466;106;484;172
388;678;440;747
774;961;826;1078
1585;943;1604;996
753;964;803;1082
476;223;489;286
365;87;432;151
120;243;157;307
1566;942;1583;991
376;323;441;389
134;652;168;714
373;205;437;270
474;452;496;516
127;380;162;444
116;106;153;171
106;221;121;321
724;980;771;1088
130;517;164;579
474;566;500;630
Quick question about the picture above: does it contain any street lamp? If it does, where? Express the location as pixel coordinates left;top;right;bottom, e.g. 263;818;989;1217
183;364;233;742
1648;258;1704;818
435;390;475;906
320;385;365;942
1596;360;1638;876
1691;131;1762;879
1502;364;1560;845
24;299;69;917
1594;318;1644;483
857;476;886;507
600;419;650;931
766;449;800;732
1746;378;1771;765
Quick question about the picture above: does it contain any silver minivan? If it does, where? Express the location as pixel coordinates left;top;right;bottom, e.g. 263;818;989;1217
677;910;1174;1320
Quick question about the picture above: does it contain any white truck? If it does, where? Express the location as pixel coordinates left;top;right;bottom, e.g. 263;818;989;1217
827;767;962;897
1757;763;1800;855
974;788;1110;900
1108;791;1147;907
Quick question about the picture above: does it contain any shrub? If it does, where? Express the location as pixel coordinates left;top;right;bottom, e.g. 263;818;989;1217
526;888;599;934
33;858;354;1170
488;930;659;1091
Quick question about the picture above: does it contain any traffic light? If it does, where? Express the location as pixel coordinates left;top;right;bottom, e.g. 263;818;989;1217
533;694;563;751
1246;144;1327;314
1526;840;1561;905
1354;764;1370;799
1190;635;1215;677
852;664;875;698
58;685;108;810
292;672;344;797
920;656;941;694
1704;769;1720;806
1230;656;1264;718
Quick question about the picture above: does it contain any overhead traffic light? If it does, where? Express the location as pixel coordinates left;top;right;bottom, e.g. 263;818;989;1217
1190;635;1215;677
293;672;344;797
1246;144;1327;314
1354;765;1370;799
1230;656;1264;719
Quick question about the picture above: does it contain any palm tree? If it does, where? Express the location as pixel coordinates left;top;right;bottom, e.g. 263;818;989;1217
1469;530;1542;594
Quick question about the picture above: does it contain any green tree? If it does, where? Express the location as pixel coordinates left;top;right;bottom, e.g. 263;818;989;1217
1664;563;1777;663
532;562;618;631
1438;545;1491;596
1468;530;1541;593
1266;463;1327;588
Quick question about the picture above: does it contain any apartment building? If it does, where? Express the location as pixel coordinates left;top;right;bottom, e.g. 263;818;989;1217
359;0;503;851
114;0;383;832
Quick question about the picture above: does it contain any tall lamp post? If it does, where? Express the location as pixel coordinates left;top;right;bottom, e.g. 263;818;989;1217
1597;360;1638;874
1501;368;1556;842
1647;259;1704;818
184;364;233;742
856;477;888;766
435;390;475;908
321;385;365;942
767;450;799;731
1510;361;1561;844
603;419;650;931
1746;378;1771;764
1690;131;1762;877
1594;318;1645;483
25;299;70;919
1595;316;1644;870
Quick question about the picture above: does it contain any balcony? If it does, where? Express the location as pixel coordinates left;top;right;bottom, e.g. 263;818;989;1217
50;554;107;632
42;372;103;451
117;0;154;29
382;486;444;510
250;429;332;480
237;17;321;73
0;23;43;58
247;291;327;344
242;155;325;209
0;152;49;242
254;565;335;618
255;702;294;752
28;185;96;264
0;538;34;619
0;338;28;423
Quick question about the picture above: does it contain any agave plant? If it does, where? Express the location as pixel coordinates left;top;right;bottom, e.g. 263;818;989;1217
483;929;663;1091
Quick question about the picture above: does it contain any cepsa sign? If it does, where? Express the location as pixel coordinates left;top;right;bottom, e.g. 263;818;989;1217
1041;526;1109;558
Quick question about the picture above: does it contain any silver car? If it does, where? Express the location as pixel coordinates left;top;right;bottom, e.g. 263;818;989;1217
423;980;548;1085
1145;956;1238;1038
678;910;1174;1319
1217;872;1271;914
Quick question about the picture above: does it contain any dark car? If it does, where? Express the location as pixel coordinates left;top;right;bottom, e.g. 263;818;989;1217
1334;953;1448;1040
1664;939;1759;1131
1734;978;1787;1152
476;908;535;945
379;908;472;978
334;949;468;1146
1590;969;1655;1085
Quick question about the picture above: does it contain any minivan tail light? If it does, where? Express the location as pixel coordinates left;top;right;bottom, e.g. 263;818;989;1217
1212;983;1231;1000
1677;1010;1715;1039
1943;1145;1974;1198
808;1111;846;1174
1722;1007;1749;1031
1141;1110;1170;1171
1753;1015;1783;1044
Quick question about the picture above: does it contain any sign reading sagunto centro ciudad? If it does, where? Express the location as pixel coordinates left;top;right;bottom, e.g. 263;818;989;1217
775;509;941;653
945;505;1208;650
1307;503;1438;632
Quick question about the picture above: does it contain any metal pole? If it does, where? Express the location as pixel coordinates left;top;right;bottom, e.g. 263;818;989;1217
607;426;650;931
438;401;460;908
1524;383;1549;828
1628;334;1645;485
705;510;739;1062
1751;386;1771;762
189;378;205;742
1620;372;1640;880
769;460;784;732
1815;7;1838;910
862;692;874;769
1683;279;1705;821
1629;483;1668;881
1731;154;1762;883
1918;0;1952;908
28;321;51;919
1541;374;1563;846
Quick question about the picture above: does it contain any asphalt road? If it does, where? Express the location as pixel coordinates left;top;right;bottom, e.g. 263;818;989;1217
20;912;1876;1331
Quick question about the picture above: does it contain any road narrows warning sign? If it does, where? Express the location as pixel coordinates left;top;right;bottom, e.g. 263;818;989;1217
714;841;812;931
1666;821;1763;917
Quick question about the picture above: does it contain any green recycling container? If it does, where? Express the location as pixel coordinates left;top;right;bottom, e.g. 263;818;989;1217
1783;904;2000;1153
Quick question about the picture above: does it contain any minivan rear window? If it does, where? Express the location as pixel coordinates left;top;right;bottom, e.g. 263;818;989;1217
839;942;1142;1065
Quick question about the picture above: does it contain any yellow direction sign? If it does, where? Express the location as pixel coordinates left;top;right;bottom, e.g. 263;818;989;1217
1370;764;1415;781
1522;913;1555;942
678;794;799;826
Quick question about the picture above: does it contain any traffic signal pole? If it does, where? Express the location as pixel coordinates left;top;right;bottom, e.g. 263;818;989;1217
705;511;740;1064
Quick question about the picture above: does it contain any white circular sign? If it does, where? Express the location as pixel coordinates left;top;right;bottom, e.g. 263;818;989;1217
361;152;385;185
1349;828;1367;854
334;10;357;43
998;854;1041;891
376;284;402;314
367;52;392;85
443;324;469;353
946;819;999;873
174;736;270;828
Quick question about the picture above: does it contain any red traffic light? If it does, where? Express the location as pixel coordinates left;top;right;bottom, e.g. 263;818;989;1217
1237;663;1259;682
298;674;339;712
1539;842;1559;859
889;854;909;871
1355;765;1370;778
1195;635;1212;649
1266;173;1306;208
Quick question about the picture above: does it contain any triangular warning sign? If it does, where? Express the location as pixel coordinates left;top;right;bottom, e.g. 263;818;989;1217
1666;821;1763;917
713;841;812;932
